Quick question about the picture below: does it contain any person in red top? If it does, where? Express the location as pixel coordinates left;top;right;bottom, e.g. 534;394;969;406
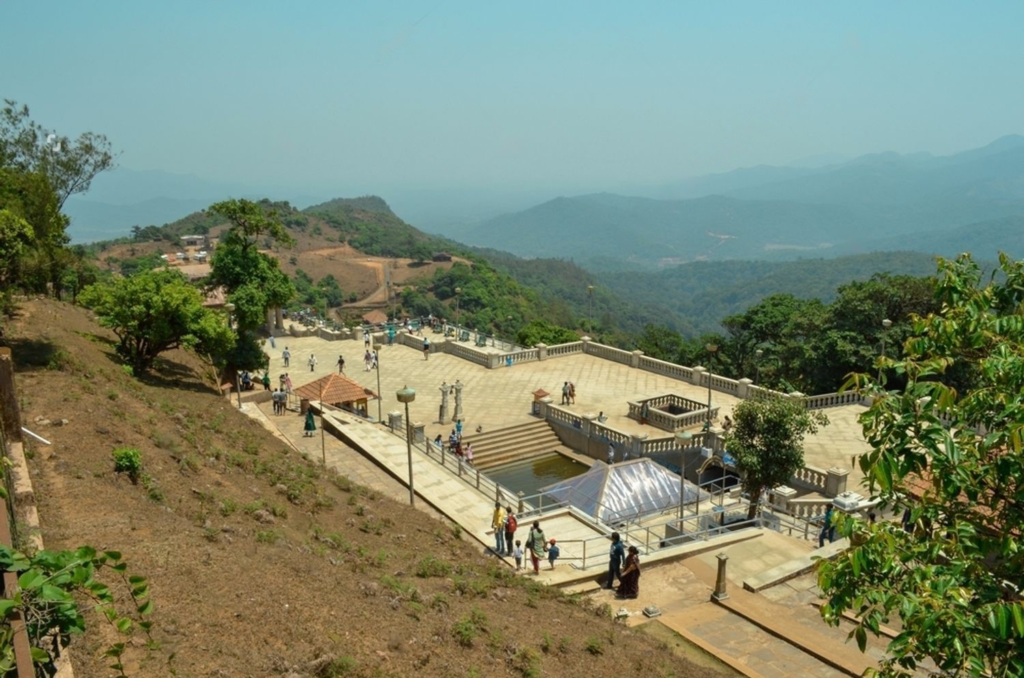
504;508;517;556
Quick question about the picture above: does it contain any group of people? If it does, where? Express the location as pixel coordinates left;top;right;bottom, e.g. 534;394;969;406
491;506;561;574
363;349;378;372
606;532;641;599
560;380;577;405
435;419;473;463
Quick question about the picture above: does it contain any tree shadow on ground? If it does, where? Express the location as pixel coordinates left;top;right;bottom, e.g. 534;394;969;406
136;357;218;396
2;337;63;371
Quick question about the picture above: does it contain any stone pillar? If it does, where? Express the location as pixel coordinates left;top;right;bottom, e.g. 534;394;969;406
581;412;597;438
453;380;464;422
535;343;548;360
825;467;849;497
355;326;364;343
630;349;644;368
771;485;797;511
537;396;553;420
713;553;729;601
0;348;23;442
629;433;644;460
788;391;806;403
388;410;403;432
581;336;592;354
487;354;502;369
691;366;706;387
411;422;425;445
737;378;752;399
275;307;284;330
438;381;450;425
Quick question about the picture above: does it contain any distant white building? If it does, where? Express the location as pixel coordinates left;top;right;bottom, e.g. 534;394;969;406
181;235;207;248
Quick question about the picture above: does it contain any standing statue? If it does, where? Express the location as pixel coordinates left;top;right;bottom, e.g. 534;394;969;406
438;381;449;424
453;379;464;422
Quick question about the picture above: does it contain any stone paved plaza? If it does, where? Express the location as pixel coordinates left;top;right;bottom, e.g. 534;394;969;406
271;329;874;486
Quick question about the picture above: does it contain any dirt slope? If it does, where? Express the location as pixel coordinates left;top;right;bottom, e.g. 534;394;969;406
3;297;722;678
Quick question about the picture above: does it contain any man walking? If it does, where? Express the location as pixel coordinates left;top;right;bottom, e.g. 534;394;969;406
422;337;430;360
607;532;625;589
491;502;507;555
282;346;291;367
308;353;317;372
337;355;345;374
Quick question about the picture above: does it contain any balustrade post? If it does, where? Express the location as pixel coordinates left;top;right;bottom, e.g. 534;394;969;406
737;377;753;400
630;349;643;368
518;492;525;514
535;343;548;360
476;469;481;489
691;365;706;386
825;467;849;497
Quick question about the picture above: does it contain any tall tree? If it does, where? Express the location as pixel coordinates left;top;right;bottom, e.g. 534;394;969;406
80;269;234;374
207;199;294;371
0;100;115;296
818;253;1024;678
724;396;828;520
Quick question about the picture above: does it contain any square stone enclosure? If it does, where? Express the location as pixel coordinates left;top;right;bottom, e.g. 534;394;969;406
629;393;718;432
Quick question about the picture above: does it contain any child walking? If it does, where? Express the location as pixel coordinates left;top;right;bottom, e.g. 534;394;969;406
513;540;523;571
548;539;560;569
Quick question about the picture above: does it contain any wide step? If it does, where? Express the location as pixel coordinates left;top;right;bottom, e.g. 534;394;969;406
463;420;566;470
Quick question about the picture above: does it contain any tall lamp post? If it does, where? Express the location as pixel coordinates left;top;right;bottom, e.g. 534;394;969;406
675;430;693;519
454;287;462;330
587;285;595;333
374;349;382;422
224;302;241;409
754;348;763;385
878;318;893;382
396;386;417;506
705;344;718;429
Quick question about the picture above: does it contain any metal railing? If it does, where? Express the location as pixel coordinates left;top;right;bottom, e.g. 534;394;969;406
386;424;526;508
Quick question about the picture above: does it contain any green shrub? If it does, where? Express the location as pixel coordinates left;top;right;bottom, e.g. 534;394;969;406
112;447;142;482
585;637;604;655
415;555;452;578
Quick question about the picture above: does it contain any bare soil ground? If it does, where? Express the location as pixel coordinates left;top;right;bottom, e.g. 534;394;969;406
3;297;723;678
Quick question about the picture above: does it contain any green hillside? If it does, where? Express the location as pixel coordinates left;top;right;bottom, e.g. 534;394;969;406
603;251;944;336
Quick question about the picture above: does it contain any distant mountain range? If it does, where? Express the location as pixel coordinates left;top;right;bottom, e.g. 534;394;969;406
64;168;329;243
447;135;1024;268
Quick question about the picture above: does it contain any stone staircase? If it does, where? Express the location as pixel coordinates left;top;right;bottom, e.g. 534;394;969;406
464;420;571;470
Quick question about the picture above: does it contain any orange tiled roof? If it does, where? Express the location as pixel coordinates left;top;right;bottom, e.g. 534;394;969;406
293;373;378;405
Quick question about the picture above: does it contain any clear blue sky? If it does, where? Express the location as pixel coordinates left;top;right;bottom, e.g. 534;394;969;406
2;1;1022;195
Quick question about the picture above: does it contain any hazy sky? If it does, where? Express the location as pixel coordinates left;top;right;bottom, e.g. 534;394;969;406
3;1;1023;195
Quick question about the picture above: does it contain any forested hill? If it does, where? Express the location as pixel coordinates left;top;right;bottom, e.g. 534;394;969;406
603;251;945;337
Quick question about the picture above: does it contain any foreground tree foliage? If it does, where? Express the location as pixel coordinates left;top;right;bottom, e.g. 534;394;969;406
206;199;294;371
0;544;153;677
80;269;234;374
724;397;828;520
0;100;115;298
818;253;1024;678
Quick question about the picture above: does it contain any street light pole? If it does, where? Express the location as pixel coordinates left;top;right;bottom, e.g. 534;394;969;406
705;344;718;429
754;348;763;385
675;430;693;520
454;287;462;330
878;318;892;383
587;285;594;334
375;348;382;423
319;378;326;467
396;385;417;506
224;302;241;410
